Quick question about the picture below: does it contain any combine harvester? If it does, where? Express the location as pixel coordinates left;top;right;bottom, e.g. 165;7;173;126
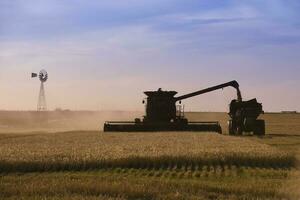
104;80;265;135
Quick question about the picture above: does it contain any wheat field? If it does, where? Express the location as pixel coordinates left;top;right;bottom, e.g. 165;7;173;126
0;132;295;172
0;112;299;199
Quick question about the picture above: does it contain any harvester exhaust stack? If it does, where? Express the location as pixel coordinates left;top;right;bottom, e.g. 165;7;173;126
103;80;265;135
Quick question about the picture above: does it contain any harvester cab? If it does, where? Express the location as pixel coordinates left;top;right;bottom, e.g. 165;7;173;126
143;89;178;123
103;80;265;135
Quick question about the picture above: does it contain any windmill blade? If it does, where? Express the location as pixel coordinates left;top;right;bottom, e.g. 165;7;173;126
31;73;37;78
39;69;48;82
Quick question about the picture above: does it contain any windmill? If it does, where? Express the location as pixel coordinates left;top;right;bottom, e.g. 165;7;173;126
32;69;48;111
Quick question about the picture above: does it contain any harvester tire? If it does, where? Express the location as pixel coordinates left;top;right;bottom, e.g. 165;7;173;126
236;126;243;135
228;120;234;135
253;120;265;136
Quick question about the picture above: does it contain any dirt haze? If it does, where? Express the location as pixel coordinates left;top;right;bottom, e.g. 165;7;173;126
0;111;141;133
0;111;299;134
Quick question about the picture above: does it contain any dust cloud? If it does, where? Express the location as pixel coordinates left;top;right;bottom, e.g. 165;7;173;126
0;111;142;133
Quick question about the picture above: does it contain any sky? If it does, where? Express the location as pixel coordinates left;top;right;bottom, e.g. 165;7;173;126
0;0;300;112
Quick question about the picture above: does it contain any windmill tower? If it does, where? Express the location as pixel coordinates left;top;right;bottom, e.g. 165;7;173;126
32;69;48;111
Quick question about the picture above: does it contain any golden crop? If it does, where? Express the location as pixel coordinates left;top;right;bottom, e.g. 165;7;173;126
0;132;294;172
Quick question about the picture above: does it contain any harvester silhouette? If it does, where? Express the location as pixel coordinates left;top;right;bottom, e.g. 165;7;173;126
104;80;265;135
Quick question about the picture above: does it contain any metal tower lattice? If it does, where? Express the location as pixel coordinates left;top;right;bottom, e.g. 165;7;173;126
32;69;48;111
37;82;47;111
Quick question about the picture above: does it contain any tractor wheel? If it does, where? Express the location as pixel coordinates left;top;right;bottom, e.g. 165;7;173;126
228;120;234;135
253;120;265;136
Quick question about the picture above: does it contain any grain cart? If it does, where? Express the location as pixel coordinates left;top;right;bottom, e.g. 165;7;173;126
103;80;265;135
228;99;265;135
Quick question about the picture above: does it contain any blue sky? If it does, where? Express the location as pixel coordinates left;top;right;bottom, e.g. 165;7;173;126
0;0;300;111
